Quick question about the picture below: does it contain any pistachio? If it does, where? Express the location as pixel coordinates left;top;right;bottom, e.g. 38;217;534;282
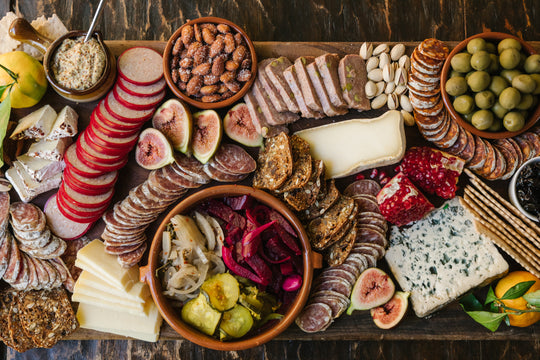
376;81;386;96
394;67;408;86
368;68;383;82
366;57;379;72
398;55;411;70
379;52;390;69
382;63;395;83
387;93;399;110
401;109;415;126
371;93;388;109
400;94;413;112
359;42;373;59
394;84;407;95
385;82;396;94
365;80;378;98
373;43;389;56
390;43;406;61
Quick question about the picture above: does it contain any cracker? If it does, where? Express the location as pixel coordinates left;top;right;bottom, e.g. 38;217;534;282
308;196;356;250
0;13;22;54
283;159;324;211
325;220;358;266
5;290;36;353
276;135;312;193
253;132;293;190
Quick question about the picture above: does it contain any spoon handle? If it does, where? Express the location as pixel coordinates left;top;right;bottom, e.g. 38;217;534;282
8;18;51;55
85;0;107;42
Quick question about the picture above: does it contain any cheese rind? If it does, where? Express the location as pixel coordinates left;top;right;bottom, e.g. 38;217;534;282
76;270;149;303
385;197;509;318
295;110;405;178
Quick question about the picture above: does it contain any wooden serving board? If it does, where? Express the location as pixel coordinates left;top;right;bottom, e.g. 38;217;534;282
10;41;540;342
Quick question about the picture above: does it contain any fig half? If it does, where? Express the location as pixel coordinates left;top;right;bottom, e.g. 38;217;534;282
347;267;395;314
192;110;222;164
370;291;410;329
224;103;263;147
135;128;175;170
152;99;192;154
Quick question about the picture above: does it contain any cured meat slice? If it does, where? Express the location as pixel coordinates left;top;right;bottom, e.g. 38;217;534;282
343;253;368;274
506;138;523;169
515;135;534;161
0;192;9;234
44;194;93;240
117;241;147;268
257;58;288;113
203;163;248;182
283;64;324;118
265;56;300;113
338;54;370;111
344;179;381;198
353;195;380;214
494;138;519;180
356;227;388;248
162;163;202;188
252;77;299;125
117;76;167;97
295;302;333;333
315;53;347;109
312;275;353;296
3;234;22;283
10;254;30;290
483;146;507;181
174;154;211;184
309;292;350;318
213;143;257;175
333;262;361;278
319;268;357;286
9;203;46;232
467;136;487;170
112;85;165;111
0;234;11;279
520;132;540;156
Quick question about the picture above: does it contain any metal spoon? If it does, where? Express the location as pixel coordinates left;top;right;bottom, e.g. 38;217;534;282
84;0;106;42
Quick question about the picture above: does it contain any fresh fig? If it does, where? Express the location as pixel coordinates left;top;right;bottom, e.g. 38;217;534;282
223;103;263;147
370;291;409;329
152;99;192;154
347;268;395;314
135;128;175;170
192;110;222;164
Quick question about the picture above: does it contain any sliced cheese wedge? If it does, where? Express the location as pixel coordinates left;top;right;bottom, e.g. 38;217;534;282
27;137;72;161
47;106;78;140
10;104;57;139
16;154;65;182
295;110;406;178
76;270;150;303
72;292;147;315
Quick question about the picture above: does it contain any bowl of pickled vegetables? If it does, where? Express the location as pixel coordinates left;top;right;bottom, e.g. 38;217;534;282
140;185;318;350
441;32;540;139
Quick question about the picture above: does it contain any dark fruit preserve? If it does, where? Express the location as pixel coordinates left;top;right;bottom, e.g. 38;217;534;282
515;161;540;219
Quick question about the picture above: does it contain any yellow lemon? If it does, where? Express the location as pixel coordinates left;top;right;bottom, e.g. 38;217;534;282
495;271;540;327
0;51;47;108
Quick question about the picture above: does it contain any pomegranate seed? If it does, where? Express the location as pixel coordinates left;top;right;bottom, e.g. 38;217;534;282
370;169;378;178
355;173;365;180
380;177;390;186
378;171;387;181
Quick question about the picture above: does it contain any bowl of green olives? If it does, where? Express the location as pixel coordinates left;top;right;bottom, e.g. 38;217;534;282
441;32;540;139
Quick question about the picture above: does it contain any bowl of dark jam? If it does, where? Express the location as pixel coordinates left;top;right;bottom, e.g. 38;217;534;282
509;156;540;222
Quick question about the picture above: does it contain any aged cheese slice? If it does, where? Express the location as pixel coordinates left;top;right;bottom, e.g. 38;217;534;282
27;137;72;161
295;110;405;178
75;239;139;291
72;292;147;315
76;270;149;303
16;154;65;182
5;167;34;202
76;302;162;342
47;106;78;140
10;104;57;139
73;282;147;310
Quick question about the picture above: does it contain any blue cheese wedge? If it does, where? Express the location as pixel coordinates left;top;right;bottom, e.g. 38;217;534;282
27;137;72;161
16;155;65;182
385;197;508;318
10;105;57;140
47;106;78;140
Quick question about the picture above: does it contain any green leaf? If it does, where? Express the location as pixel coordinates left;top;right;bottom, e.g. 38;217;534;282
460;307;508;332
485;286;497;305
0;92;12;168
0;64;18;81
460;293;483;311
523;290;540;307
0;84;13;99
501;281;535;300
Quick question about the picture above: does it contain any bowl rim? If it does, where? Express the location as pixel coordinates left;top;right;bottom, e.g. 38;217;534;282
508;155;540;222
163;16;258;110
144;184;314;351
43;30;114;95
440;31;540;140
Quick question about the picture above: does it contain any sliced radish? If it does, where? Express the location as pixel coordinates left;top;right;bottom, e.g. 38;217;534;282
105;92;154;123
117;76;166;97
112;84;165;111
60;181;114;209
117;47;163;86
44;193;93;239
76;132;129;165
64;143;103;178
96;101;142;130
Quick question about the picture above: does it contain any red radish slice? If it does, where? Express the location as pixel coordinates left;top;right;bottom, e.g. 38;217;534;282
96;101;142;130
60;181;114;209
57;188;109;218
90;111;140;138
84;126;133;157
64;144;103;178
63;166;118;191
77;132;129;165
55;191;105;223
86;122;139;150
105;92;154;123
117;47;163;86
112;85;165;111
63;169;115;196
117;76;166;97
76;144;128;173
44;193;93;239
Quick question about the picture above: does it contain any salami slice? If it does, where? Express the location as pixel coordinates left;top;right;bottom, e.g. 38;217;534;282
3;234;22;283
10;254;30;290
356;226;388;248
319;268;357;286
309;293;350;319
0;192;9;234
162;163;203;188
332;262;361;278
494;138;519;180
212;143;257;174
117;241;147;268
520;132;540;156
105;241;146;255
295;302;333;333
446;124;470;157
506;138;523;169
312;275;352;296
467;136;487;170
353;196;381;214
25;253;39;289
174;154;211;184
203;163;248;182
64;143;102;178
515;135;534;161
431;116;459;149
483;146;507;180
9;202;46;232
344;253;369;274
0;235;11;278
344;179;381;197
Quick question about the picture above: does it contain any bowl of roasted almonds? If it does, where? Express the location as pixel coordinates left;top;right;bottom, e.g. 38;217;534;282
164;17;257;109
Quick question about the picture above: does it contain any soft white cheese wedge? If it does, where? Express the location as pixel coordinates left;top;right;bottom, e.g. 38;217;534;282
16;154;64;182
27;137;72;161
295;110;405;178
10;104;57;139
47;106;78;140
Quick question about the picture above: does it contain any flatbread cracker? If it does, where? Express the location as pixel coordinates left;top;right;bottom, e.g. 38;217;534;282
0;12;21;54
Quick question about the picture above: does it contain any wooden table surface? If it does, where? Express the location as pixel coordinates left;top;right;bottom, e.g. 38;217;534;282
1;1;540;359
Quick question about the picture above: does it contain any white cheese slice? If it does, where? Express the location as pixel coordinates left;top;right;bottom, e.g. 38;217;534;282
10;104;57;139
16;154;64;182
76;302;162;342
75;239;139;291
73;282;146;310
27;137;72;161
76;270;150;303
47;106;78;140
5;167;34;202
72;292;146;315
10;161;62;196
295;110;405;178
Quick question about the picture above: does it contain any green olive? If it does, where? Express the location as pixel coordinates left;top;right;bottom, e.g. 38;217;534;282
517;93;534;110
512;74;537;94
445;77;468;96
450;70;464;78
524;54;540;74
500;69;522;83
503;111;525;131
453;94;475;114
462;111;474;123
451;53;472;73
475;90;495;109
498;38;522;53
492;101;509;119
530;74;540;95
468;38;487;54
485;42;497;54
467;71;491;92
489;76;509;96
487;54;499;74
488;118;503;132
470;51;491;71
499;87;522;109
471;109;494;130
499;48;521;69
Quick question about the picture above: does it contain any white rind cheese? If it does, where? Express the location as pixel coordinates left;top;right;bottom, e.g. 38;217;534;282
385;197;509;318
47;106;78;140
6;165;62;202
10;105;57;139
27;137;72;161
16;154;65;182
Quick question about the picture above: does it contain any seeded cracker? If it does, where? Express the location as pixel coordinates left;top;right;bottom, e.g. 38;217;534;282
4;290;36;352
276;135;312;193
253;132;293;190
308;196;356;250
283;159;324;211
325;219;358;266
300;179;340;220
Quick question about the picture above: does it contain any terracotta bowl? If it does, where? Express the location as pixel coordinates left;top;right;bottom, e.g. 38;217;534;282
9;18;116;103
140;185;321;351
163;17;257;110
440;32;540;139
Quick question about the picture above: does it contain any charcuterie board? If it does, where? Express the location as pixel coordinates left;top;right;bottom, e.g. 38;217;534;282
9;41;540;342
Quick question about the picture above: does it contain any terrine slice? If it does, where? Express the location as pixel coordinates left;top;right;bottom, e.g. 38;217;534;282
283;65;324;119
252;78;299;126
306;62;347;117
265;57;300;113
294;56;324;113
338;54;371;111
315;54;347;108
244;91;289;138
258;58;288;113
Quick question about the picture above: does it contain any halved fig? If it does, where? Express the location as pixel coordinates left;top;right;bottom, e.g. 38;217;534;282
223;103;263;147
347;268;395;314
135;128;175;170
370;291;409;329
192;110;222;164
152;99;192;154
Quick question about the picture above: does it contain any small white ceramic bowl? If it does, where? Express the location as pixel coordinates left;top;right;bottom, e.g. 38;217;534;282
508;156;540;222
